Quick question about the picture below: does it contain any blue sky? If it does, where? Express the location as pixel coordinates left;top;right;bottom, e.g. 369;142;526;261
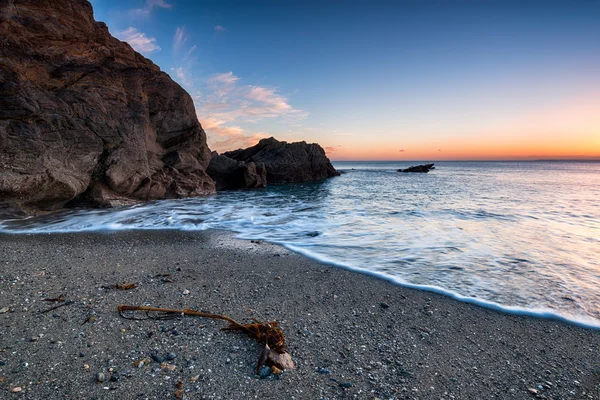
91;0;600;160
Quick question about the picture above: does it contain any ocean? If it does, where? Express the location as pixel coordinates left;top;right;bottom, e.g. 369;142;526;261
1;161;599;328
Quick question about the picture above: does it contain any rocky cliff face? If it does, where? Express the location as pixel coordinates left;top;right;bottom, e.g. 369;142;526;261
224;137;339;184
207;152;267;191
0;0;215;212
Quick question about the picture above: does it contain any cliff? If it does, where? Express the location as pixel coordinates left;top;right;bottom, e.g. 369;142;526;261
0;0;215;212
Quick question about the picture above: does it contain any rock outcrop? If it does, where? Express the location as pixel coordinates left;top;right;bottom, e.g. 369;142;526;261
206;152;267;191
0;0;215;212
224;137;339;184
398;163;435;173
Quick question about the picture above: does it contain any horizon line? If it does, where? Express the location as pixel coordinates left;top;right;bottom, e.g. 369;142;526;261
330;158;600;163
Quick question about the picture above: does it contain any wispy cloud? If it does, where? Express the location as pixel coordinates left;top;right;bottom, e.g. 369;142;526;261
115;27;160;54
186;45;197;58
171;66;193;87
193;72;307;152
208;72;240;85
214;25;226;33
173;26;188;51
130;0;172;17
247;86;292;112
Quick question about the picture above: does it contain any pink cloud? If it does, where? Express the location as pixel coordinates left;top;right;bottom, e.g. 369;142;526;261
115;27;160;54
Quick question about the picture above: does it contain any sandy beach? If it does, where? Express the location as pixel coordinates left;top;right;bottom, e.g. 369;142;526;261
0;230;598;399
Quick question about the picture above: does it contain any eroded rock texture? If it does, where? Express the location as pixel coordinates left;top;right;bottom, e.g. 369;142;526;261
207;152;267;191
224;137;339;184
0;0;214;212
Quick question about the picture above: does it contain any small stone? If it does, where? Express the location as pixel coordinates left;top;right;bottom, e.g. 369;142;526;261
151;354;164;363
380;302;390;309
190;375;200;383
11;387;22;393
0;307;9;314
182;289;190;295
79;352;85;358
96;372;105;383
340;382;353;389
165;352;177;361
134;359;145;368
83;364;90;369
162;363;176;372
528;388;538;395
259;366;271;378
110;374;119;382
318;368;332;375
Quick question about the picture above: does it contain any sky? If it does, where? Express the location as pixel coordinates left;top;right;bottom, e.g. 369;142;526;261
90;0;600;161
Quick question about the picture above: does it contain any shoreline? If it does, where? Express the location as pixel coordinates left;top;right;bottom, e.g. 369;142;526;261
1;230;599;399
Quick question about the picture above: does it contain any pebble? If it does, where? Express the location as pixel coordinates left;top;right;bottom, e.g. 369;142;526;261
165;352;177;361
259;366;271;378
11;387;22;393
528;388;538;395
79;352;85;358
110;374;119;382
318;368;332;375
96;372;105;383
151;354;165;363
182;289;190;295
340;382;353;389
380;302;390;309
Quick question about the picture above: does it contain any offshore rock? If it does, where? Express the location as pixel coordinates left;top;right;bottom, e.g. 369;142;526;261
0;0;214;212
398;163;435;173
207;152;267;191
224;137;339;184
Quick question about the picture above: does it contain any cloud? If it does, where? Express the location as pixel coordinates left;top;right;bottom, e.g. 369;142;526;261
398;149;405;152
208;72;240;85
194;71;307;151
202;117;267;152
147;0;172;8
115;27;160;54
214;25;226;33
186;45;197;57
247;86;292;112
173;26;187;51
130;0;172;17
325;146;337;153
171;66;193;87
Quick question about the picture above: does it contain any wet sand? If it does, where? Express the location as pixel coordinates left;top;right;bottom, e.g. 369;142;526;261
0;230;599;399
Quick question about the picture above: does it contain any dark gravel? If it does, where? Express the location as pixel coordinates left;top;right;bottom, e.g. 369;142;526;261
0;230;599;399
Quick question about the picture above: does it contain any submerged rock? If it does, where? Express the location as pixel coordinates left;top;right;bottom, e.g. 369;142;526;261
206;152;267;190
0;0;215;213
224;137;339;184
398;163;435;173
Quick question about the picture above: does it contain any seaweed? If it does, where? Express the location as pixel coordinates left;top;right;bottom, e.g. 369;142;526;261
117;304;295;374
